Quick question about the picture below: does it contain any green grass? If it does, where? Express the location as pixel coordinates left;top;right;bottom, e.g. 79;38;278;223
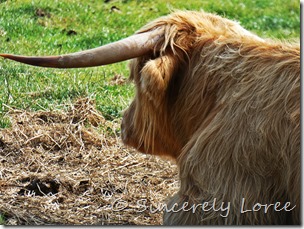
0;0;300;127
0;213;4;224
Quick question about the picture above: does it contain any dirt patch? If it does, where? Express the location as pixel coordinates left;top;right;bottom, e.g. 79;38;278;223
0;98;179;225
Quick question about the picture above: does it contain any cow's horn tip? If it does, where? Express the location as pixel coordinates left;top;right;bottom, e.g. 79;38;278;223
0;53;12;58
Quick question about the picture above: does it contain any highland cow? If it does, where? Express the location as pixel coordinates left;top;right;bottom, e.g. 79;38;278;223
0;11;300;225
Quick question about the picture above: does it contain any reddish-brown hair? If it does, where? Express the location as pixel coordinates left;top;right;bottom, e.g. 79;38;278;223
121;11;300;225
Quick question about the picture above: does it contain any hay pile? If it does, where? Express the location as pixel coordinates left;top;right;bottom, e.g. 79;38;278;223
0;98;179;225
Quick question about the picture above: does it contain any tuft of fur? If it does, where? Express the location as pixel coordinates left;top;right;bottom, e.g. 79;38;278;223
121;10;300;225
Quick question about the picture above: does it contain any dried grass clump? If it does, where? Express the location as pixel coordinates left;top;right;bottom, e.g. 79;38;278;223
0;98;179;225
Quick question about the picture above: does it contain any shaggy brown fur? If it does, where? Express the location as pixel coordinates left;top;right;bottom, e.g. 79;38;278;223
121;11;300;225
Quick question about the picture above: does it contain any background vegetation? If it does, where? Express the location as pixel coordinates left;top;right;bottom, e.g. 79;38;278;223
0;0;300;128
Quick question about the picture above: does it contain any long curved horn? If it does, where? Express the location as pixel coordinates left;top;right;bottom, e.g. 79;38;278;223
0;28;163;68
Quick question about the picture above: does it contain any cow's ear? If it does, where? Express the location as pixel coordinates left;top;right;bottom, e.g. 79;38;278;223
140;53;179;105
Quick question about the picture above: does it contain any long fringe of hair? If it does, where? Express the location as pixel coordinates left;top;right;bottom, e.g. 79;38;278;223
127;10;300;224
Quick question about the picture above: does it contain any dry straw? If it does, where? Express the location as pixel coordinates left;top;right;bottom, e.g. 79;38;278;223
0;98;179;225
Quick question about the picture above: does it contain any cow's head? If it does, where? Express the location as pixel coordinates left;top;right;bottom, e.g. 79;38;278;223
0;11;257;159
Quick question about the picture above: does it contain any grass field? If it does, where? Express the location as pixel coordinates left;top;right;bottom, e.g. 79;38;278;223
0;0;300;225
0;0;300;128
